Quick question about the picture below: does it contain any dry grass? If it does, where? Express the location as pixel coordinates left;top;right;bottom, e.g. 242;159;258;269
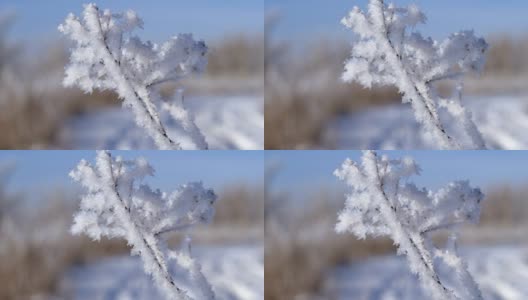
265;82;398;149
0;233;128;300
265;189;394;300
0;37;118;149
214;183;264;226
481;184;528;225
207;34;264;78
0;19;121;149
0;191;129;300
485;34;528;76
0;85;117;149
265;38;400;149
266;228;393;300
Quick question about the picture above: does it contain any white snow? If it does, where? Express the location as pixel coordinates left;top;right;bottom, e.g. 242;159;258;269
59;243;263;300
58;94;263;150
324;94;528;150
324;244;528;300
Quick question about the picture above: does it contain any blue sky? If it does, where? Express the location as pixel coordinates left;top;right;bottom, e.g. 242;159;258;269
3;1;526;44
267;151;528;199
0;0;263;43
2;150;528;202
0;151;263;196
267;0;528;42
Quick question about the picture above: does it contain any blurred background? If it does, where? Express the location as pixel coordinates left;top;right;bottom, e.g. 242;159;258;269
0;150;264;299
0;0;264;149
265;0;528;149
265;150;528;299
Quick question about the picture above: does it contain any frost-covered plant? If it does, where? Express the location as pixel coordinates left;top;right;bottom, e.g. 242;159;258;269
341;0;488;149
70;151;216;299
335;151;483;300
59;4;208;150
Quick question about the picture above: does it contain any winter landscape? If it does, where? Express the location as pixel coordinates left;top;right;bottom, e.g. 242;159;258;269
0;151;264;299
266;150;528;300
2;0;528;299
0;1;263;149
266;0;528;150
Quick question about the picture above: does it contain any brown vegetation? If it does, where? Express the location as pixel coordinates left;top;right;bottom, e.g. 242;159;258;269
0;184;128;299
265;38;398;149
214;183;264;226
265;187;394;300
207;34;264;78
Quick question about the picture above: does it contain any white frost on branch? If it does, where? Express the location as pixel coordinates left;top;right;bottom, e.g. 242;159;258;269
70;151;216;299
341;0;487;149
59;3;208;150
335;151;483;300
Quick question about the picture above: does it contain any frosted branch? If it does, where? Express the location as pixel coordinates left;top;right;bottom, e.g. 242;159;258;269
335;151;483;300
341;0;488;149
70;151;217;299
59;4;209;149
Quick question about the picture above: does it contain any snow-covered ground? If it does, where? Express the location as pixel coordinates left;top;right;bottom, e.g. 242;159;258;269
324;94;528;149
59;243;263;300
57;94;263;150
324;244;528;300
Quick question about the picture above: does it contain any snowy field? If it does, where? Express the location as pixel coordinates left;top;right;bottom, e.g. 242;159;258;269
57;94;263;150
324;244;528;300
324;94;528;150
59;243;263;300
